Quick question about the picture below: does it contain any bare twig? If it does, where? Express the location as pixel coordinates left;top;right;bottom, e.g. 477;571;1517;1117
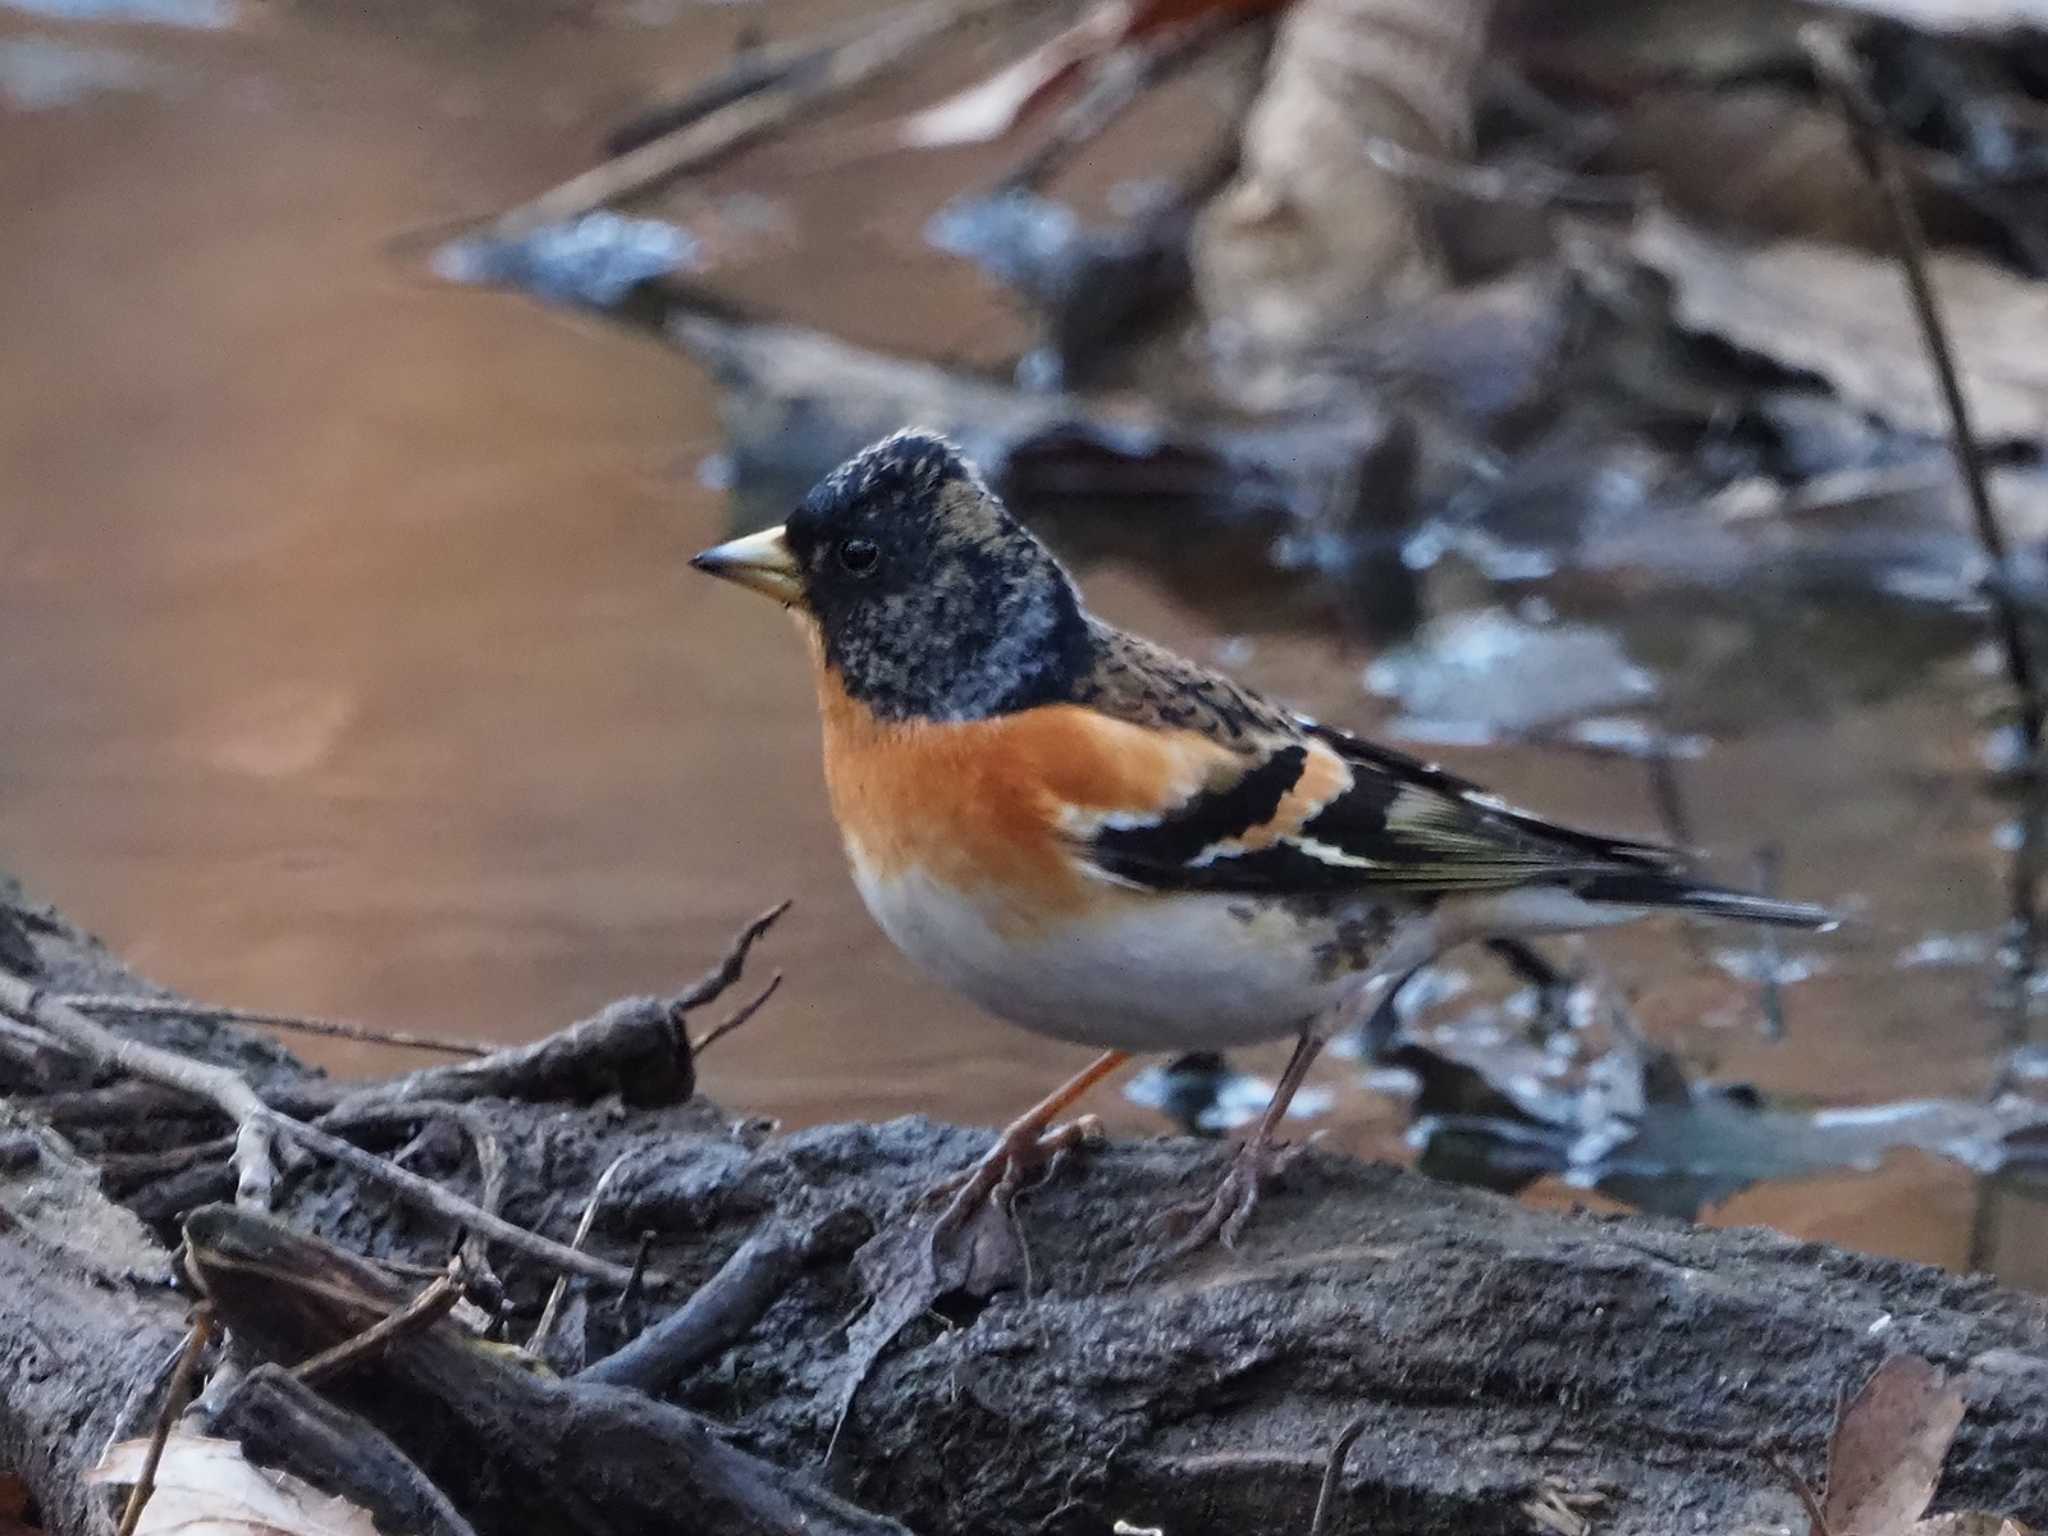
481;0;1029;241
0;974;658;1288
690;972;783;1056
1764;1450;1832;1536
1806;24;2045;1034
528;1150;636;1357
1309;1413;1372;1536
55;994;494;1057
326;1100;510;1294
115;1307;214;1536
293;1260;465;1387
0;972;280;1207
673;900;793;1011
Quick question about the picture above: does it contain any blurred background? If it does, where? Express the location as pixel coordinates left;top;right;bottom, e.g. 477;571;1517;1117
4;0;2046;1284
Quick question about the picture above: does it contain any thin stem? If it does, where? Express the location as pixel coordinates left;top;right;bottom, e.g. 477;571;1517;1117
1805;24;2045;1034
115;1307;214;1536
57;994;494;1058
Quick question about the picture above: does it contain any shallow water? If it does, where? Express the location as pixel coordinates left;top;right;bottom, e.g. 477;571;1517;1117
1;0;2042;1284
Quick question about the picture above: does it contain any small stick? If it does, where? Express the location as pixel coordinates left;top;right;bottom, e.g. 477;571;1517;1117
115;1307;214;1536
55;994;494;1058
1806;23;2046;1033
528;1150;636;1355
1309;1413;1372;1536
690;972;783;1056
293;1261;465;1387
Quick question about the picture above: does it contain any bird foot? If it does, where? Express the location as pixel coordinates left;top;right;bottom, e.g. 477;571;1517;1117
926;1114;1104;1236
1151;1135;1306;1259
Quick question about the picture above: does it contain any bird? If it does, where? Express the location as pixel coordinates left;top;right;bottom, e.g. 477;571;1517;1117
691;428;1835;1254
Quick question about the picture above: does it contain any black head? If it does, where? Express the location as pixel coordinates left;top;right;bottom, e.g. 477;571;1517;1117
692;430;1094;721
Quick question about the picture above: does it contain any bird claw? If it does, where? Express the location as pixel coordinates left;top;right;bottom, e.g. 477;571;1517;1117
1152;1136;1306;1259
925;1114;1104;1236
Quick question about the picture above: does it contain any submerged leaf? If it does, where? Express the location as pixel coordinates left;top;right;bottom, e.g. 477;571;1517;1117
1633;209;2048;444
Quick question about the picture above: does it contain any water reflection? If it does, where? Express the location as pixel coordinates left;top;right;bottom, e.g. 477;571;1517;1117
0;0;2040;1285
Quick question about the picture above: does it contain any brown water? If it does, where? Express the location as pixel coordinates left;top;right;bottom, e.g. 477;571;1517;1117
1;0;2040;1283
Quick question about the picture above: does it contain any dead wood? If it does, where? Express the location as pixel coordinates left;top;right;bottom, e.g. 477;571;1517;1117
3;875;2047;1536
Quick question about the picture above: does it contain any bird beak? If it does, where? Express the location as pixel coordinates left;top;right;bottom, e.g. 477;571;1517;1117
691;524;802;606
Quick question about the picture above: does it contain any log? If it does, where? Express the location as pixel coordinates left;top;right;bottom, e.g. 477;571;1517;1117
3;871;2047;1536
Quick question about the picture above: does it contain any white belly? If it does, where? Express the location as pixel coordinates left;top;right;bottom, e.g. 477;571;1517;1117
848;861;1376;1051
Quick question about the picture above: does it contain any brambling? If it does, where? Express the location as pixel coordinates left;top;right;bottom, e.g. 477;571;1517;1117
693;430;1833;1253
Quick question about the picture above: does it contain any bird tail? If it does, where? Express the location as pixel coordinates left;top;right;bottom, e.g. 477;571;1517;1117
1576;871;1839;930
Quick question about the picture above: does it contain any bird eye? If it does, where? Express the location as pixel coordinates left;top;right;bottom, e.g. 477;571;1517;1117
837;537;880;577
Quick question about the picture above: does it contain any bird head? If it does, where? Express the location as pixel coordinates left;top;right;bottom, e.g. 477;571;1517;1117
691;430;1092;721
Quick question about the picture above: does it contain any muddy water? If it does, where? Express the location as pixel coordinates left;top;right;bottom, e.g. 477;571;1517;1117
1;0;2040;1283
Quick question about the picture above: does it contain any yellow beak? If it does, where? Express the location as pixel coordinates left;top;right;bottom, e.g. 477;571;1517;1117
690;524;802;605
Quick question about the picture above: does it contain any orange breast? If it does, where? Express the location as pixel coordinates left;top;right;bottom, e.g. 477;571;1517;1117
810;649;1225;919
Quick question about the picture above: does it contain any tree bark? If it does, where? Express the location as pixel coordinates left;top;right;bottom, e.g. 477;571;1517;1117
3;871;2046;1536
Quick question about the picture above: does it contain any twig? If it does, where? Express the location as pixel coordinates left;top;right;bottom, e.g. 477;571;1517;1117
618;1231;656;1314
326;1100;509;1295
115;1307;214;1536
690;972;783;1055
579;1219;814;1392
528;1150;636;1356
55;994;494;1057
1764;1450;1832;1536
673;900;793;1011
0;972;280;1207
1805;23;2046;1040
1308;1413;1372;1536
0;973;659;1288
293;1261;465;1387
480;0;1030;242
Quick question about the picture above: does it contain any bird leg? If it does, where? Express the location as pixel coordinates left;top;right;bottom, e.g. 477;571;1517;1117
1153;1022;1328;1256
928;1049;1130;1235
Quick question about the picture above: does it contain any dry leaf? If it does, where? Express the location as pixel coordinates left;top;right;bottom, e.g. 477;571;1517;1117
1822;1355;1967;1536
87;1435;386;1536
1602;87;1985;250
1912;1517;2038;1536
1633;208;2048;443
